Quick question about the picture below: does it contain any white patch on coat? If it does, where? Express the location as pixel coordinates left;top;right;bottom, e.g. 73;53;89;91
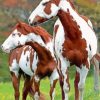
50;68;59;85
59;0;97;59
54;18;65;58
34;75;40;83
10;59;19;77
34;92;39;100
19;46;33;76
60;56;70;98
28;33;45;46
88;19;93;29
46;40;55;59
32;52;38;73
76;66;89;90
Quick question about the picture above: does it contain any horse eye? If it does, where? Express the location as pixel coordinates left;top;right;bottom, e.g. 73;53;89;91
17;32;21;37
12;33;15;36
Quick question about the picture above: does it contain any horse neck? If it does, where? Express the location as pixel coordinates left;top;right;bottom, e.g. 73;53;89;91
28;33;54;53
25;42;54;61
58;1;81;39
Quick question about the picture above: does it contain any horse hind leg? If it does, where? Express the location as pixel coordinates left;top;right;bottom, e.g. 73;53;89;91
22;75;31;100
11;72;21;100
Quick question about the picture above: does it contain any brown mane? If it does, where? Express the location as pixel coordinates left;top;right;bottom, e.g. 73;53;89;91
14;22;52;43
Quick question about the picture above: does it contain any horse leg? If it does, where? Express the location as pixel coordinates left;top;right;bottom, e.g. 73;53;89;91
59;67;70;100
49;69;59;100
76;65;89;100
22;75;31;100
11;72;20;100
62;68;70;100
74;71;80;100
59;57;70;100
34;76;40;100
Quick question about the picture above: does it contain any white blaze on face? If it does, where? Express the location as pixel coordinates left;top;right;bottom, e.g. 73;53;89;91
1;34;15;53
28;0;59;24
59;0;97;58
28;0;46;24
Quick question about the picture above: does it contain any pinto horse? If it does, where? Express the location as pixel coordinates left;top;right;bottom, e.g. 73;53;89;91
9;45;46;100
1;22;59;100
28;0;100;100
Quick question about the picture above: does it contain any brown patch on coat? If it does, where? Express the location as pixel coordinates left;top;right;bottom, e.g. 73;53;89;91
30;48;34;70
54;25;59;34
9;46;24;66
13;22;52;44
25;42;57;78
44;2;52;15
34;15;48;24
44;0;60;15
58;10;88;67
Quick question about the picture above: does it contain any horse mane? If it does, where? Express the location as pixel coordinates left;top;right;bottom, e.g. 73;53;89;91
14;21;52;43
67;0;76;10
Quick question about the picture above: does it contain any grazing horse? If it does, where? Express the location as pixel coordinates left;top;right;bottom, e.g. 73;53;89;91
1;22;59;100
28;0;100;100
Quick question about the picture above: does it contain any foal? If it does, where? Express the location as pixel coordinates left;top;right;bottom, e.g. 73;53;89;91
1;22;59;100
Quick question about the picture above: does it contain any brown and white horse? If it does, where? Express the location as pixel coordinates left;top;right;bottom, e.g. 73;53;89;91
28;0;100;100
9;45;46;100
1;22;59;100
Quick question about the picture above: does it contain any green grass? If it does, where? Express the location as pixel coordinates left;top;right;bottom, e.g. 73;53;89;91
0;72;100;100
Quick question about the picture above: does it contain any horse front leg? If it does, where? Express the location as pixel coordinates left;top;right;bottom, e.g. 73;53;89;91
59;68;70;100
76;65;89;100
11;72;20;100
49;69;59;100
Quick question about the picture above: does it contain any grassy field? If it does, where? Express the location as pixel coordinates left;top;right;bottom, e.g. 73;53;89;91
0;68;100;100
